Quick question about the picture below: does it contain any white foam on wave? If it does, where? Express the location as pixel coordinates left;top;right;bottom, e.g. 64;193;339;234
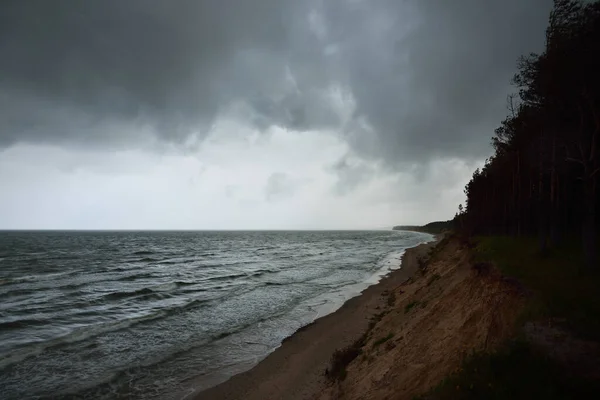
0;311;164;370
302;230;435;322
6;270;76;284
152;282;178;292
305;250;406;320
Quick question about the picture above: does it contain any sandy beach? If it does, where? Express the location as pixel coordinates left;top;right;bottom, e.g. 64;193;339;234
194;236;440;400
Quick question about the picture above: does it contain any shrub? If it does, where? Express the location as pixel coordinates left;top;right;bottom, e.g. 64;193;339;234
427;274;441;286
372;332;394;348
387;291;397;306
405;301;420;313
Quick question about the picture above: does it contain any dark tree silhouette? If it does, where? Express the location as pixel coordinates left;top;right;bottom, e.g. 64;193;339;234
459;0;600;270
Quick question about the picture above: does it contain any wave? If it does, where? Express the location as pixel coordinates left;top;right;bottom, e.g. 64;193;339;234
138;257;160;262
132;250;155;256
0;318;47;330
1;270;78;284
40;306;264;399
28;273;155;292
173;280;198;286
0;287;36;297
207;311;285;343
198;272;247;282
152;282;178;292
0;312;166;370
102;281;200;301
157;260;178;265
0;295;210;370
115;272;155;282
103;288;159;301
264;281;286;286
195;270;272;284
254;246;278;252
154;253;216;265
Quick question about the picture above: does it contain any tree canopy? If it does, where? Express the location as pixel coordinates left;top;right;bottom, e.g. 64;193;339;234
458;0;600;268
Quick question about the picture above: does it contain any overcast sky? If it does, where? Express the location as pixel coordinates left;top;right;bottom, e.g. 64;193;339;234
0;0;553;229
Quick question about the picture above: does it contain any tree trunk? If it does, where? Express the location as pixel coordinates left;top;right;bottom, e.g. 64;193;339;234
517;151;522;236
551;173;561;245
550;136;560;246
538;137;548;255
582;169;597;271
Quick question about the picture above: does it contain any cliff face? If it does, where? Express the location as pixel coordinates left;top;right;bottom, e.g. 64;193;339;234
321;238;525;400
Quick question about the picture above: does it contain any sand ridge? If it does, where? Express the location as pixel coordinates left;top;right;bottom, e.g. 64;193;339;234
320;237;523;400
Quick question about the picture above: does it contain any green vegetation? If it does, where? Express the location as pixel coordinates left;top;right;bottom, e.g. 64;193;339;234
404;300;420;314
473;236;600;340
427;273;441;286
372;332;394;348
417;340;600;400
368;311;387;331
329;311;390;380
387;291;396;306
419;236;600;399
328;333;367;381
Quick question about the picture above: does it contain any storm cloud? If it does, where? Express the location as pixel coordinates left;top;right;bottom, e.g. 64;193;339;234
0;0;554;229
1;0;552;160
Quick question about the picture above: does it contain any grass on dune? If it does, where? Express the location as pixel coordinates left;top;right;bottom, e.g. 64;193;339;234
418;235;600;399
473;236;600;340
416;339;600;400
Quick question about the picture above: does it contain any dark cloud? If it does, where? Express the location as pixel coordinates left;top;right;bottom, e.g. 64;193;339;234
0;0;306;147
1;0;553;165
321;0;553;164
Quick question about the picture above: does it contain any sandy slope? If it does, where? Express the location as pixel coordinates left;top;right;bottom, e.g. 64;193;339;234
320;238;524;400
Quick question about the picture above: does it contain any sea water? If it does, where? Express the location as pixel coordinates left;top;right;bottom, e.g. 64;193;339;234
0;230;431;399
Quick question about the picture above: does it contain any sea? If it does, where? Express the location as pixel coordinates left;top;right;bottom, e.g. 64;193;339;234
0;230;432;399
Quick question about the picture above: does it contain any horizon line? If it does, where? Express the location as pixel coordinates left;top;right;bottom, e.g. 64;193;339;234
0;228;401;232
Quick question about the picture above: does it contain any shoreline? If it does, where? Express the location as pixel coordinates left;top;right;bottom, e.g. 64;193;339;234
193;235;440;400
